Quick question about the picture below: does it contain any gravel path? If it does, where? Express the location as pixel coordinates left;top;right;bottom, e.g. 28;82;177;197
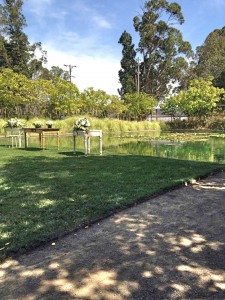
0;171;225;300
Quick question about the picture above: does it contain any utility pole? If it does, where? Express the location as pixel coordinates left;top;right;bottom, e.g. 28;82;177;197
64;64;76;83
64;64;77;111
136;58;140;94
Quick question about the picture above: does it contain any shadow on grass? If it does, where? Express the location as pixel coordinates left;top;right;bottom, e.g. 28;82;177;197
58;151;85;157
0;152;223;258
19;147;45;151
0;169;225;299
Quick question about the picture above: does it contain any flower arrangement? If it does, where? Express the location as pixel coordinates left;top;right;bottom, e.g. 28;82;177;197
74;118;91;132
32;120;43;128
46;120;53;128
4;118;23;128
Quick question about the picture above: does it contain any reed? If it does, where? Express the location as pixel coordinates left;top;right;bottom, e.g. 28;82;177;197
49;116;161;133
0;116;161;134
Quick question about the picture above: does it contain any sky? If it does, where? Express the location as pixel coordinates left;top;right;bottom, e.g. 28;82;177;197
22;0;225;95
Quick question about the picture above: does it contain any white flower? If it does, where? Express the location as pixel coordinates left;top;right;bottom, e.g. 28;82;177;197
46;120;53;126
4;118;24;128
33;120;43;127
74;118;91;132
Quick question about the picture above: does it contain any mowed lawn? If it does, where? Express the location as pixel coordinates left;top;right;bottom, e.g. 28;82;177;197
0;146;223;260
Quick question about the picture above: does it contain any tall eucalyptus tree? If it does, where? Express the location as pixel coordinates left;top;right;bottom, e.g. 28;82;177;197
0;0;47;78
118;30;137;97
195;26;225;89
133;0;193;100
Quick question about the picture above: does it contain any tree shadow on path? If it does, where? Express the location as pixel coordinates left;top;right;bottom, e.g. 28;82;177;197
0;172;225;299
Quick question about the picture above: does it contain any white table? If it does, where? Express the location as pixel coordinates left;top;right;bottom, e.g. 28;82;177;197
73;130;102;156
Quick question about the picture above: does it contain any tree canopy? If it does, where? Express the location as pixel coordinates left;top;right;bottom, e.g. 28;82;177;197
118;0;193;101
123;92;157;120
0;68;130;119
0;0;47;78
195;26;225;90
118;31;137;96
162;77;224;119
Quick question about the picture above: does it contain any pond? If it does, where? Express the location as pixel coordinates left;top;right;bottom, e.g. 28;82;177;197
21;131;225;163
3;131;224;163
103;132;225;163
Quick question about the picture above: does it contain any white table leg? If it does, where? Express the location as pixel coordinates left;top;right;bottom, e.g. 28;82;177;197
100;136;102;155
73;136;76;154
87;136;90;154
84;135;88;156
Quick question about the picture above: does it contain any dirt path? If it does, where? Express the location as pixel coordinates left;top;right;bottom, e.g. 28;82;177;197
0;172;225;300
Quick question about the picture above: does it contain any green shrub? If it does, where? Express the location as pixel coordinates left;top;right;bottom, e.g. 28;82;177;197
165;115;225;131
159;121;170;131
206;116;225;130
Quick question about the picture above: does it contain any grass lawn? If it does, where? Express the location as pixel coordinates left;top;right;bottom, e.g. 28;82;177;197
0;146;224;260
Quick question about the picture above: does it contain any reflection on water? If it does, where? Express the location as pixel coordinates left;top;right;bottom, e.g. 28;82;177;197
15;131;225;163
115;139;225;162
105;133;225;163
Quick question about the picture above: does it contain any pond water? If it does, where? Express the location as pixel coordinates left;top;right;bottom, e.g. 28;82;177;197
10;131;225;163
102;132;225;163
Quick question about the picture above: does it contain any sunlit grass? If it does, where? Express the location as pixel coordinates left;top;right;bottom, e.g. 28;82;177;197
0;145;223;261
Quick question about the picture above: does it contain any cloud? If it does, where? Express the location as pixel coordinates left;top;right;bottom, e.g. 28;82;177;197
23;0;120;94
93;15;112;29
24;0;114;43
24;0;55;19
68;1;113;30
44;45;120;95
40;26;116;61
25;0;113;30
